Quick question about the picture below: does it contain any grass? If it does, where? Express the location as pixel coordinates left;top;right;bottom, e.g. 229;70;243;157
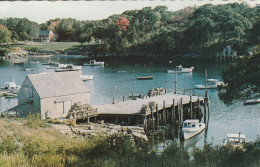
0;116;260;167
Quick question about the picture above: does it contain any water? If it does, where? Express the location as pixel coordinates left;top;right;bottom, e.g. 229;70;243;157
0;56;259;146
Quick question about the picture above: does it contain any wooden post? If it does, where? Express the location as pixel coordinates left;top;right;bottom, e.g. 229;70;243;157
172;99;175;124
178;101;181;138
136;116;139;125
190;95;192;119
87;113;89;123
123;96;125;102
163;101;166;125
156;104;159;127
204;98;207;123
128;117;131;125
197;96;200;119
150;105;155;131
144;114;147;132
113;97;115;104
175;67;177;94
180;98;183;126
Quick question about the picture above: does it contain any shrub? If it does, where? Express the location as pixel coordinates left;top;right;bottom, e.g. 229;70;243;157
25;113;46;128
0;134;19;154
0;48;9;56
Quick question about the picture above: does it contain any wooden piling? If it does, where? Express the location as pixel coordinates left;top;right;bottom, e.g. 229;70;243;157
150;105;155;131
190;95;192;119
175;67;177;94
172;99;175;124
163;101;166;125
156;104;159;127
204;97;207;123
181;98;183;126
123;96;125;102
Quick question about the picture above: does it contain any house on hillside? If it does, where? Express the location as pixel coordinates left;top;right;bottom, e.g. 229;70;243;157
18;72;90;119
222;46;237;57
33;30;55;42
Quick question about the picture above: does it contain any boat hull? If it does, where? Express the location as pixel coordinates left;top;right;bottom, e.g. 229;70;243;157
137;76;154;80
181;123;206;141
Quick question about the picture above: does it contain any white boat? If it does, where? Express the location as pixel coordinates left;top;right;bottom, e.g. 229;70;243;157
1;82;21;93
244;98;260;105
30;61;39;64
24;68;35;71
80;75;93;81
46;63;66;69
168;65;194;73
55;64;81;72
223;133;246;147
195;79;224;89
181;119;206;141
84;60;104;66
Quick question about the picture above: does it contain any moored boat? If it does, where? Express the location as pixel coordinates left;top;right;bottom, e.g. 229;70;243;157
24;68;35;71
84;60;104;66
181;119;206;141
168;65;194;73
137;76;154;80
14;62;24;65
244;98;260;105
223;133;246;148
55;64;81;72
0;82;21;93
80;75;93;81
195;79;224;89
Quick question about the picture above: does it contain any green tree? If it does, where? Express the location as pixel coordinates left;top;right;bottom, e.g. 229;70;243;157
0;24;11;43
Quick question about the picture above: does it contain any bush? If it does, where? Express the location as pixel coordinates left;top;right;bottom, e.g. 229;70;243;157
0;48;9;56
0;134;19;154
25;113;46;128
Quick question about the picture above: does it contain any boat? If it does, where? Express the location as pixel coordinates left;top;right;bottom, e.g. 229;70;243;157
30;61;39;64
55;64;81;72
137;76;154;80
244;98;260;105
223;133;246;148
13;62;24;65
46;62;64;69
168;65;194;73
24;68;35;71
84;60;104;66
195;79;224;89
181;119;206;141
80;75;93;81
1;82;21;93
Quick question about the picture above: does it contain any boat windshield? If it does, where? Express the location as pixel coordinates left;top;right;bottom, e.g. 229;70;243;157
184;122;196;128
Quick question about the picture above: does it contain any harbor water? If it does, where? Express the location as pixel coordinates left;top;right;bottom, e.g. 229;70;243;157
0;56;259;147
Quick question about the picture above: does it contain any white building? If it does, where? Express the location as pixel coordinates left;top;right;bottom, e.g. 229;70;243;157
18;72;90;119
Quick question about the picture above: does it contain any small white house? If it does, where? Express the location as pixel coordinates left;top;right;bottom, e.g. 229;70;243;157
18;72;90;119
222;46;237;57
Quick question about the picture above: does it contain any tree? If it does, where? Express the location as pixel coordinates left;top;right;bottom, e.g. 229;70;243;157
218;54;260;104
0;24;11;43
116;17;129;31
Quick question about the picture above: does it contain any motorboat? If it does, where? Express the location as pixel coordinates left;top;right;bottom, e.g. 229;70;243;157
55;64;81;72
181;119;206;141
84;60;104;66
223;133;246;148
1;82;21;93
195;79;224;89
46;62;65;69
244;98;260;105
137;76;154;80
80;75;93;81
14;62;24;65
168;65;194;73
24;68;35;71
30;61;39;64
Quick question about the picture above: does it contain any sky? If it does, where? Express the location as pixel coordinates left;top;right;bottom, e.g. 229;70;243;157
0;0;258;24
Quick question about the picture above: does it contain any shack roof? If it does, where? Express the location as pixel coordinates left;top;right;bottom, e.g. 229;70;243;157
27;71;89;98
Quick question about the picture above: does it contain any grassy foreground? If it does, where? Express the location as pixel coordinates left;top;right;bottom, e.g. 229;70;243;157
0;115;260;167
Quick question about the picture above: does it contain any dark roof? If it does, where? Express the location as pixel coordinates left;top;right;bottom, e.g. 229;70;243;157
38;30;52;35
27;71;89;98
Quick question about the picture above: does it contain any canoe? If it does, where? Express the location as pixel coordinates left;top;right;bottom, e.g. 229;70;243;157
137;76;154;80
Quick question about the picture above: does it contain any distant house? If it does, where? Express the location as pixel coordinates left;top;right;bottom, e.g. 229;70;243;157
18;72;90;119
33;30;55;42
222;46;237;57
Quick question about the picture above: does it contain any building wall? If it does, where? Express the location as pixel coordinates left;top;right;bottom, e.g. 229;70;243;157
40;92;90;119
18;77;41;117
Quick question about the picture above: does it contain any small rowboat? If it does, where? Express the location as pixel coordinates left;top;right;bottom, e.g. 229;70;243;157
137;76;154;80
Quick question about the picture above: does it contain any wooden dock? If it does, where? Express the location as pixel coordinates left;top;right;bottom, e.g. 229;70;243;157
95;93;203;116
91;93;207;133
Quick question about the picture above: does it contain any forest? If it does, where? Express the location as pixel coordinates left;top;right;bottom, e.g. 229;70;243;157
0;3;260;58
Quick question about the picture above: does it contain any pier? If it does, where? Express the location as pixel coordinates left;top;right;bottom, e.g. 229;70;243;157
74;93;208;134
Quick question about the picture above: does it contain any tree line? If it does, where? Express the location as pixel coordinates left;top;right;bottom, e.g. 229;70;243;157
0;3;259;57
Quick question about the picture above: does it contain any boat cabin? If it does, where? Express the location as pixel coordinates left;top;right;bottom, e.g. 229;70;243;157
182;119;200;130
224;133;246;145
207;79;219;86
176;65;183;71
